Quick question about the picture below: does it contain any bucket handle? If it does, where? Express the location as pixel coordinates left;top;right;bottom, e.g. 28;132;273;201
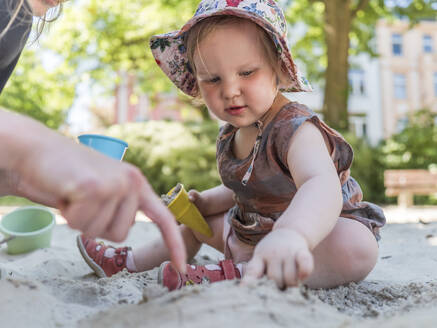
0;236;15;245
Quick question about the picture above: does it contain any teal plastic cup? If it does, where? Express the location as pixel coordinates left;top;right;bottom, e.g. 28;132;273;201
78;134;128;161
0;206;55;254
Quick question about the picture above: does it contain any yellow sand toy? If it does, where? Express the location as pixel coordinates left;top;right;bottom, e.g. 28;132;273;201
164;184;213;237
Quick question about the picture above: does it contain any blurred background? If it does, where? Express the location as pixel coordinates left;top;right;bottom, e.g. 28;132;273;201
1;0;436;207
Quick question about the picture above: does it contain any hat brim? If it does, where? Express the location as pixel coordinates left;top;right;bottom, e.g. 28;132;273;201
150;8;312;97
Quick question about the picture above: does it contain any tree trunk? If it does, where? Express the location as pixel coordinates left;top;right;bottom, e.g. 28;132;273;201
322;0;352;131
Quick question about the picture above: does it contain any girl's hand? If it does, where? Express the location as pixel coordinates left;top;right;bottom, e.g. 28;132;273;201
242;229;314;289
188;189;208;216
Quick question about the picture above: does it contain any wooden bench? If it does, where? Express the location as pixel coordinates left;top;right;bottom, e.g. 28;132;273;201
384;169;437;207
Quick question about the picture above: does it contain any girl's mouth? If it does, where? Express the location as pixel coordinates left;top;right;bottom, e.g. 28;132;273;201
44;0;59;7
226;106;247;115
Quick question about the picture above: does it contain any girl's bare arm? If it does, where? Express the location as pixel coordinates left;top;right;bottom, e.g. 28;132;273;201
243;121;342;288
274;121;343;250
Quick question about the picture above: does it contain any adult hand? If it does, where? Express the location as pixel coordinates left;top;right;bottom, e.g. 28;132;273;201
242;228;313;289
1;112;186;272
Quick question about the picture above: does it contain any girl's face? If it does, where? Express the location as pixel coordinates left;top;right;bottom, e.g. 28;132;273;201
193;21;278;129
26;0;60;17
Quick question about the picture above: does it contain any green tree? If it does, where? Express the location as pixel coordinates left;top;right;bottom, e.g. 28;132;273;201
381;109;437;170
285;0;436;130
0;49;76;129
107;120;221;194
379;109;437;204
44;0;199;95
343;132;386;203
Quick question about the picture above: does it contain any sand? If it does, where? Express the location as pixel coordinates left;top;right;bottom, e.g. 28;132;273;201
2;206;437;327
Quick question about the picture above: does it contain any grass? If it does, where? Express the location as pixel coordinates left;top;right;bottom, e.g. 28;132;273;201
0;196;36;206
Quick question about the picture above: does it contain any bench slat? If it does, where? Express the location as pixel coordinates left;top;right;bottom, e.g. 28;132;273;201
384;169;437;206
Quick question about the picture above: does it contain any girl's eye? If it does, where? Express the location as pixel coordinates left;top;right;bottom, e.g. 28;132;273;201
240;70;253;77
207;77;220;83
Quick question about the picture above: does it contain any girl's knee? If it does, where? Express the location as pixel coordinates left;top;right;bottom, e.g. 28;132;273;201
307;219;378;288
349;239;377;280
189;212;226;252
338;224;379;281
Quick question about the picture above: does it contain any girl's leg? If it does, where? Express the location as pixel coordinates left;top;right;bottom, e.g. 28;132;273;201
132;212;226;272
303;217;378;289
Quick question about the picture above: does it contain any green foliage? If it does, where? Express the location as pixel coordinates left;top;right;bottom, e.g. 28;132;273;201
285;0;326;83
26;0;435;131
45;0;199;95
0;49;75;129
35;0;435;131
391;0;437;22
0;196;35;206
106;120;221;195
343;133;386;204
343;109;437;205
99;109;437;206
285;0;435;86
105;120;389;204
380;109;437;204
380;109;437;170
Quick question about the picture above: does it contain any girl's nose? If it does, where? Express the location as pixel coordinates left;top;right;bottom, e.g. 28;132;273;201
222;79;241;100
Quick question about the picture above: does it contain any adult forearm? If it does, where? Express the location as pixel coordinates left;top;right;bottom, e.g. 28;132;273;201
0;110;58;199
273;174;343;250
200;184;235;216
0;110;33;195
0;169;19;196
0;110;26;172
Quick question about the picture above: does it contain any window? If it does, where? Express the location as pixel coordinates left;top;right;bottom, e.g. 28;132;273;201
349;116;367;138
394;74;407;99
392;33;403;56
396;117;408;133
434;72;437;97
423;35;433;53
348;69;366;96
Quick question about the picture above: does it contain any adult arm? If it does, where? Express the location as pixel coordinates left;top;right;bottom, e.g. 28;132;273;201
0;110;186;271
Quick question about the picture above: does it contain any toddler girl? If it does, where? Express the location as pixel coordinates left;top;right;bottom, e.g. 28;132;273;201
78;0;385;290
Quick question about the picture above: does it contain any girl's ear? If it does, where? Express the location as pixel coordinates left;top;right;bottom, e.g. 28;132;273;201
274;61;285;87
277;61;290;87
192;82;200;98
192;85;205;106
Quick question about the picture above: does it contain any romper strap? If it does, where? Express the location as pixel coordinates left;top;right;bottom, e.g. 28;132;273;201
241;120;264;186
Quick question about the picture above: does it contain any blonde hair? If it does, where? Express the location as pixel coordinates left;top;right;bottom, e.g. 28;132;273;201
185;16;284;97
0;0;63;41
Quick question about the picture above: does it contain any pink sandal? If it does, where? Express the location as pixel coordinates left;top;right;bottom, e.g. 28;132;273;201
158;259;241;291
76;235;133;278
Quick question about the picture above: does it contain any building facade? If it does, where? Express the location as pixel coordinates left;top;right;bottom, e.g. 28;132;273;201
289;52;383;145
376;19;437;138
290;19;437;145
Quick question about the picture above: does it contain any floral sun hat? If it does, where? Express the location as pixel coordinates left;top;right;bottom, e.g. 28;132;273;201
150;0;312;97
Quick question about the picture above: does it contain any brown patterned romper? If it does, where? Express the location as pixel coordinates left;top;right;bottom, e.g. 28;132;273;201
217;102;386;263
